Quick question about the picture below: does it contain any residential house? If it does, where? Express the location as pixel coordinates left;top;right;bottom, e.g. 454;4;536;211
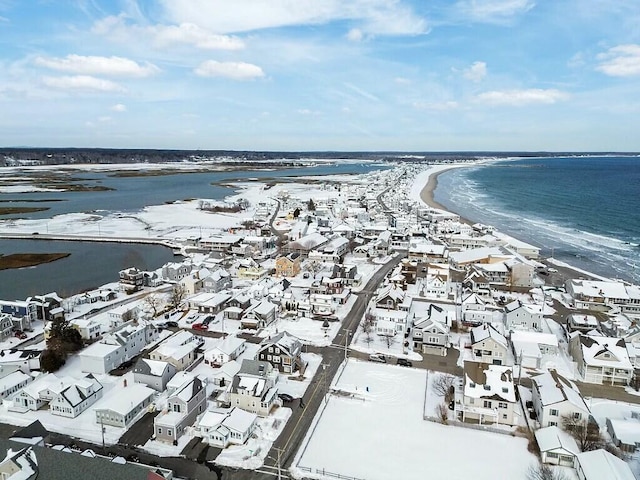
79;322;159;374
606;416;640;453
95;382;155;428
197;407;258;449
240;301;277;330
332;264;362;288
460;361;517;426
49;375;103;418
535;426;580;467
0;446;38;480
236;260;268;281
470;323;510;365
26;293;63;322
307;237;349;263
0;371;32;400
70;318;102;341
0;314;14;342
204;336;246;367
281;233;328;258
461;293;495;326
154;375;207;444
161;262;193;282
189;292;231;315
504;300;544;332
566;279;633;312
510;331;559;369
133;358;177;392
256;332;304;374
223;294;251;321
0;300;36;332
531;370;590;428
118;267;144;293
575;449;635;480
199;235;243;253
407;241;448;264
148;330;202;371
569;333;633;385
412;305;450;356
275;253;301;278
201;268;232;293
567;314;600;333
229;360;278;417
374;285;405;310
0;349;42;374
10;374;71;413
461;271;492;299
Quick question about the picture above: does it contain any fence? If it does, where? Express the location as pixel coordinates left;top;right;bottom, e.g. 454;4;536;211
296;465;367;480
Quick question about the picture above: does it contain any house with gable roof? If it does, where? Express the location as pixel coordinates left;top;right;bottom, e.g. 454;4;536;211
229;360;278;417
256;332;304;374
49;375;103;418
154;374;206;444
531;369;590;428
148;330;202;372
240;300;277;330
470;323;510;365
504;300;544;332
374;285;405;310
95;381;155;428
461;292;495;326
133;358;177;392
535;425;580;467
204;336;246;367
569;333;633;385
0;445;38;479
460;361;517;426
197;407;258;449
275;253;301;278
575;449;636;480
412;304;450;356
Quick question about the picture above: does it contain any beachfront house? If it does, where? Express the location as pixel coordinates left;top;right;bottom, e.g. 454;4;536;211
531;370;590;428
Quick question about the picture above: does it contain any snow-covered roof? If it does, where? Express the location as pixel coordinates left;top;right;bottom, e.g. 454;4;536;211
464;361;515;402
208;336;246;356
449;247;506;265
576;449;635;480
569;280;630;301
470;323;507;349
534;426;579;455
134;358;171;377
259;331;302;357
532;370;589;412
95;383;154;416
575;334;633;369
510;330;558;348
607;418;640;447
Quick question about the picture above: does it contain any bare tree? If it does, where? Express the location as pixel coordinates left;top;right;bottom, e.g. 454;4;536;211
436;402;449;425
526;462;568;480
383;332;397;349
561;414;604;452
361;313;375;347
432;373;456;403
144;294;162;318
168;284;186;310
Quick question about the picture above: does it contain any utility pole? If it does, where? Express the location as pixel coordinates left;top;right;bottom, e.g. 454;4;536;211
275;447;283;480
100;416;105;449
344;329;350;361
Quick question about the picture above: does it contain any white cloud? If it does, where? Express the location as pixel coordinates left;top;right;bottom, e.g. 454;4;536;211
35;55;159;78
93;15;245;50
110;103;127;112
462;61;487;82
160;0;428;36
346;28;364;42
297;109;321;116
476;88;568;106
457;0;535;23
194;60;265;80
41;75;125;93
596;44;640;77
413;101;459;111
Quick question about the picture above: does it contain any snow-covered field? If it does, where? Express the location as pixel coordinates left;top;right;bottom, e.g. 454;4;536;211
292;359;536;480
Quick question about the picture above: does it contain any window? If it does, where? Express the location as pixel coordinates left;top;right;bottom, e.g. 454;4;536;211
550;409;559;416
167;429;172;437
499;402;508;409
158;428;162;434
573;412;581;420
173;404;181;413
483;400;492;408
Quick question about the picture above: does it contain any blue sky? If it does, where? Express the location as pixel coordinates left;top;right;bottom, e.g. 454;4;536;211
1;0;639;151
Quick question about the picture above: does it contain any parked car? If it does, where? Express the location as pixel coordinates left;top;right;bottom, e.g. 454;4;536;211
278;393;294;403
192;323;208;331
165;321;178;328
14;330;27;340
397;358;412;367
368;353;387;363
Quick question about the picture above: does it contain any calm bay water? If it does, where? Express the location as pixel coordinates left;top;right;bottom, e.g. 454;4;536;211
0;161;388;299
435;156;640;283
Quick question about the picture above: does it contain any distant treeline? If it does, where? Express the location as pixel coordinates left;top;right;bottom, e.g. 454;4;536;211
0;148;630;166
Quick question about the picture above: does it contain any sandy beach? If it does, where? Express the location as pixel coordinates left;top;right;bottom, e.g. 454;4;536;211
418;165;475;226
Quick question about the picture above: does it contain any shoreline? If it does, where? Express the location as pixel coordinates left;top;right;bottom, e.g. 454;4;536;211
417;164;603;283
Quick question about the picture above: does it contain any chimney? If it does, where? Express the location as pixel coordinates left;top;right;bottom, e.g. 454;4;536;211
123;378;128;388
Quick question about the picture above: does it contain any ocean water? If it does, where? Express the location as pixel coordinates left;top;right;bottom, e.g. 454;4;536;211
434;156;640;284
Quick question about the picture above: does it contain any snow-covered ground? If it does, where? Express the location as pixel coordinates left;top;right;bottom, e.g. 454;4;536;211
292;359;536;480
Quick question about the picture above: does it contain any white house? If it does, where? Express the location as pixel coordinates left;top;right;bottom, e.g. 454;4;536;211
79;322;159;374
204;336;247;367
154;375;207;444
10;373;75;413
149;330;202;371
197;407;258;448
95;381;155;428
510;330;559;369
531;370;590;428
133;358;177;392
504;300;544;332
470;323;510;365
575;449;635;480
229;360;278;417
569;333;633;385
49;375;104;418
535;426;580;467
0;371;32;400
461;361;517;426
